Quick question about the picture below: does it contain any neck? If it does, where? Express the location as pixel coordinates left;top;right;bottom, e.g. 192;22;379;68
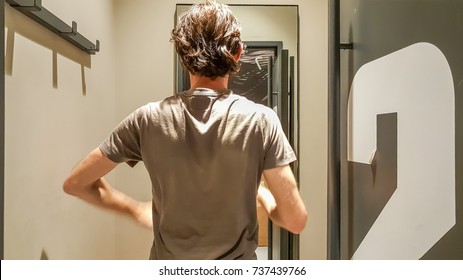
189;74;229;92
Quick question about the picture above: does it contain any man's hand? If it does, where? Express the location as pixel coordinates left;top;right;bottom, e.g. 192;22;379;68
257;185;276;214
262;165;307;234
133;201;153;229
64;148;152;229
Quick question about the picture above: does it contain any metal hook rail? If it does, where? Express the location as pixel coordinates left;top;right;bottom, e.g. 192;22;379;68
6;0;100;55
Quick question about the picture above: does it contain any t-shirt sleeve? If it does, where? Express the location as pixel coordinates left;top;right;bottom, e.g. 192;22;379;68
99;107;145;167
262;108;297;169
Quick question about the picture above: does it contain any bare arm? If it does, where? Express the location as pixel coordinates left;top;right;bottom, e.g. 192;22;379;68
259;165;307;234
63;148;152;228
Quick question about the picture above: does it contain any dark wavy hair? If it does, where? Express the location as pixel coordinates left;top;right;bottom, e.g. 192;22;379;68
171;0;242;78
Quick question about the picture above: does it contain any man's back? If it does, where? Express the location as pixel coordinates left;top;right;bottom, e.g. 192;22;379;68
100;88;296;259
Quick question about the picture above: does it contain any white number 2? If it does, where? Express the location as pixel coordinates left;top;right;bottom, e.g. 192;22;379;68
348;43;456;259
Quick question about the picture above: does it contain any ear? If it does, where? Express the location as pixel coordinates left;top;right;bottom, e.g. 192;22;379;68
233;42;243;62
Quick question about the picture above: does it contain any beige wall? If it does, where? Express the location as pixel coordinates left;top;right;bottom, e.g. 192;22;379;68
297;0;328;260
4;0;328;260
4;0;118;259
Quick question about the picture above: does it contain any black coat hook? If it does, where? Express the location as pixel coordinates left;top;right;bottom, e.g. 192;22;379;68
340;42;354;50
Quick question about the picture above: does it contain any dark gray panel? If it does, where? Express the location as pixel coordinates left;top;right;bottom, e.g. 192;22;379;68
347;113;398;258
328;0;341;260
343;0;463;259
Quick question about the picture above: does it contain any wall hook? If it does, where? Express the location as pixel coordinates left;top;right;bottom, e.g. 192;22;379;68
88;40;100;55
61;21;78;36
7;0;41;11
340;42;354;50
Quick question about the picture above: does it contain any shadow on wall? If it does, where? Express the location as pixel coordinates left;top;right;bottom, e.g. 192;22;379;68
4;5;91;95
40;249;49;260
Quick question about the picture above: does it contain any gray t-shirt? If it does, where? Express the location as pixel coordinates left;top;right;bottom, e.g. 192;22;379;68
99;88;296;260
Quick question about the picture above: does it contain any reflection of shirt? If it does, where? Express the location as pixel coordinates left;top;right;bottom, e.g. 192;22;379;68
99;88;296;260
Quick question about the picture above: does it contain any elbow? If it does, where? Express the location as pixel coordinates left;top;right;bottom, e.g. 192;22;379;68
288;211;308;234
63;177;79;196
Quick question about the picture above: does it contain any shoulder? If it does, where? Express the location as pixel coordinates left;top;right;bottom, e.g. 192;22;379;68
233;95;280;129
134;95;182;118
231;94;277;118
144;95;181;111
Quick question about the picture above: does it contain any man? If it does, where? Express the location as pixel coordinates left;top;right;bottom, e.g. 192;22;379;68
63;0;307;260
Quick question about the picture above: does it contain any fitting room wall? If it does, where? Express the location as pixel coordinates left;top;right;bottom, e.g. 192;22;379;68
4;0;118;259
113;0;328;260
